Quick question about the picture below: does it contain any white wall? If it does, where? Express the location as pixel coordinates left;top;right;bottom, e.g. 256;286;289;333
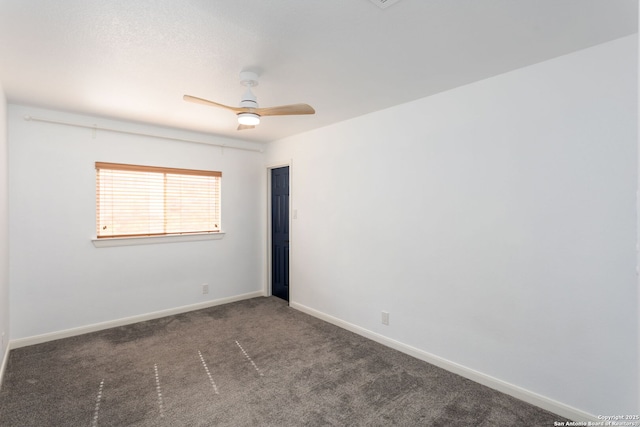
266;35;638;416
0;82;10;371
8;106;264;339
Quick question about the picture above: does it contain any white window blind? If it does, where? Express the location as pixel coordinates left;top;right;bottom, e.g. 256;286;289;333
96;162;221;238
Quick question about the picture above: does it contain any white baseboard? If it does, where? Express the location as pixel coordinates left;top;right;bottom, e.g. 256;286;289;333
290;301;598;423
11;291;264;349
0;342;9;391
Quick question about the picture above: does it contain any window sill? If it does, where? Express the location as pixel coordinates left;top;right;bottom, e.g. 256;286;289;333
92;232;226;248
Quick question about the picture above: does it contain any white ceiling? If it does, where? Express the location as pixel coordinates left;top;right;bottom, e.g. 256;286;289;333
0;0;637;143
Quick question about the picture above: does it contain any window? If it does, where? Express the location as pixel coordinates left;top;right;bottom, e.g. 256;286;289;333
96;162;221;238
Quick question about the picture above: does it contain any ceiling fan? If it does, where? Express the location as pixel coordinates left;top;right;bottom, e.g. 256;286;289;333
183;71;315;130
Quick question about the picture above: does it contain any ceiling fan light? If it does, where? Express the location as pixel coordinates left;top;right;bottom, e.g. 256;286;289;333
237;112;260;126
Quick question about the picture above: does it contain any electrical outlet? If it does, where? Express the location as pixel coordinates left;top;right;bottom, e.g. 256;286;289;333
202;284;209;295
381;311;390;326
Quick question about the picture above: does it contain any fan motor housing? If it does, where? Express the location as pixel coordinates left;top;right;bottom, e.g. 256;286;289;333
240;97;258;108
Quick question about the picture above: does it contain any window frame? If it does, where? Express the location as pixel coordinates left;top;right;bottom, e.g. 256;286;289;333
94;162;223;244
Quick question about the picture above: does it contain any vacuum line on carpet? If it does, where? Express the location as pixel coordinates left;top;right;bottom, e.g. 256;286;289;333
198;350;219;394
153;364;165;418
91;379;104;427
235;340;264;377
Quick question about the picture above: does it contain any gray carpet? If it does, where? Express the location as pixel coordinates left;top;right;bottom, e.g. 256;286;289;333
0;297;567;426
